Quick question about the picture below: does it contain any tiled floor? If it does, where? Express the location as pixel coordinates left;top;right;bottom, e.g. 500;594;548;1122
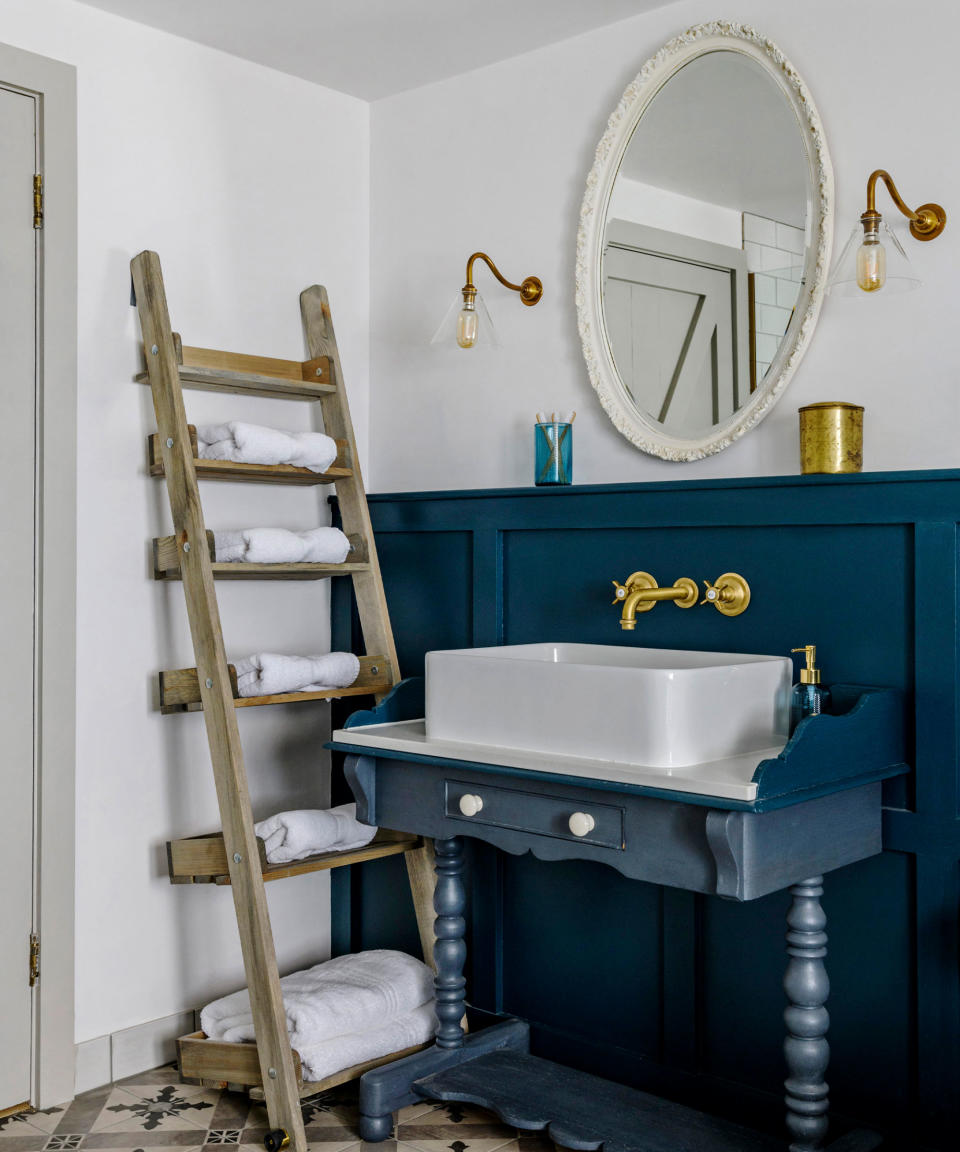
0;1065;554;1152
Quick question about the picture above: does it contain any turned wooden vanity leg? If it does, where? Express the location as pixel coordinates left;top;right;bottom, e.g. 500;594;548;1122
784;876;830;1151
433;836;467;1048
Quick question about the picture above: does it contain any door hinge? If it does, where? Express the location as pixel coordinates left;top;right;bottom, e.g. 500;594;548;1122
33;173;43;230
29;933;39;987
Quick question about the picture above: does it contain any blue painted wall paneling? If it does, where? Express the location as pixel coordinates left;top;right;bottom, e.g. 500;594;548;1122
332;470;960;1149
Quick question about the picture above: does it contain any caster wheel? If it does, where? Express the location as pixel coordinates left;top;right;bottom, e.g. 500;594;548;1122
263;1129;289;1152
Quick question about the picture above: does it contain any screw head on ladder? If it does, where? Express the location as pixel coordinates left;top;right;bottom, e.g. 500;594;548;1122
182;542;191;553
166;438;174;448
233;853;242;864
205;678;213;689
150;344;159;355
268;1067;277;1079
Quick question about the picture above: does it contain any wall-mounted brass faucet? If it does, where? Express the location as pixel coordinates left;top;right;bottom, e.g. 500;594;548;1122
612;571;750;628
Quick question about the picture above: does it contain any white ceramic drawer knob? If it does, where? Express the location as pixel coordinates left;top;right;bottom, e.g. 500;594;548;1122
568;812;596;837
458;793;484;817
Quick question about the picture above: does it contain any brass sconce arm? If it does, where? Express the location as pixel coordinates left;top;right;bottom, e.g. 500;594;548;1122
463;251;543;306
862;170;946;241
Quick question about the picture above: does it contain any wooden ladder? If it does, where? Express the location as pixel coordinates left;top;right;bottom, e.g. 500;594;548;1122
131;250;435;1152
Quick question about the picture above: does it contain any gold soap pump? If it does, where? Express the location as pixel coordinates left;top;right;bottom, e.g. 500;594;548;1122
790;645;831;733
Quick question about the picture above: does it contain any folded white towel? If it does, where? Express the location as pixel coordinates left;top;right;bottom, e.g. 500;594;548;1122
196;421;338;474
234;652;360;697
254;804;377;863
295;1001;435;1083
213;526;350;565
200;950;435;1064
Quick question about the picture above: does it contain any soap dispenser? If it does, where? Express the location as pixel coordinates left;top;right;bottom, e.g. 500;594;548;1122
790;645;831;733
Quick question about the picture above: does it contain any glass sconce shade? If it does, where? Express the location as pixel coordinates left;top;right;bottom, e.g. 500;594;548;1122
828;219;921;297
431;289;499;349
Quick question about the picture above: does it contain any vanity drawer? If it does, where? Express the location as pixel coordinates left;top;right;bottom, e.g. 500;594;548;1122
445;779;624;849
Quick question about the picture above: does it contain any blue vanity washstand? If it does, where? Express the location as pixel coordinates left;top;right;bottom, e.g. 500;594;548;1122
328;678;907;1152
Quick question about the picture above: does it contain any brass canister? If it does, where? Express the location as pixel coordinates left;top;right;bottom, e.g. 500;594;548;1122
798;402;864;474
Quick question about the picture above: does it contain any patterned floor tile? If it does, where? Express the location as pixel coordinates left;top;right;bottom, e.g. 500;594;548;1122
395;1100;515;1146
397;1141;517;1152
0;1140;47;1152
114;1066;183;1089
80;1135;202;1149
90;1087;217;1135
0;1112;65;1141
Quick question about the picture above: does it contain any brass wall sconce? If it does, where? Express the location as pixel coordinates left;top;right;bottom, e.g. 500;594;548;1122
830;169;946;296
431;252;543;349
612;571;750;628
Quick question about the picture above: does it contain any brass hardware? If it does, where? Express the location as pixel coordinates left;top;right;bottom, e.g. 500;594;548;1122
463;251;543;308
700;573;751;617
799;402;863;474
863;170;946;242
792;645;822;685
32;173;43;230
28;933;39;987
612;572;698;629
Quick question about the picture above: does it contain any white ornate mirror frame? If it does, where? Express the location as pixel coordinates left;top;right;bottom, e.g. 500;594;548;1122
576;22;833;461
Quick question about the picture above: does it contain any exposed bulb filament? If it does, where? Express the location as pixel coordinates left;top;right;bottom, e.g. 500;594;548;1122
457;302;478;348
857;232;886;293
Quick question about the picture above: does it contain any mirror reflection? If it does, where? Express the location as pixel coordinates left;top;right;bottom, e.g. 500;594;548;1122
602;50;810;438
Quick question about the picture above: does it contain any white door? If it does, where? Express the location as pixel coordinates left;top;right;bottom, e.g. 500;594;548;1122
604;245;746;435
0;82;38;1111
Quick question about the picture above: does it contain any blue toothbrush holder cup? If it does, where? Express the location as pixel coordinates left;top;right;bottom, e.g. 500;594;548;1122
535;421;572;486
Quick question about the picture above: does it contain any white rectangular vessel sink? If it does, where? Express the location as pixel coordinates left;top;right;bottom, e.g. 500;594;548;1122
425;643;791;769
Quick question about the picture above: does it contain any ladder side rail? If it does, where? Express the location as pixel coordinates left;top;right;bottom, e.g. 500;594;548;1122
131;251;307;1152
301;286;400;698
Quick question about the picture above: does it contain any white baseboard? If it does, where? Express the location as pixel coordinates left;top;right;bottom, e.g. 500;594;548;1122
75;1010;197;1095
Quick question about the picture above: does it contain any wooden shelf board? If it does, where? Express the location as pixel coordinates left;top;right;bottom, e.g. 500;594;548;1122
159;655;392;713
148;432;353;486
152;530;370;582
178;1030;431;1098
167;828;420;885
136;341;335;400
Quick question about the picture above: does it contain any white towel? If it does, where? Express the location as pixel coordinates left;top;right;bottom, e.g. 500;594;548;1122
234;652;360;697
213;526;350;565
200;950;435;1073
295;1001;435;1083
196;421;338;474
255;804;377;863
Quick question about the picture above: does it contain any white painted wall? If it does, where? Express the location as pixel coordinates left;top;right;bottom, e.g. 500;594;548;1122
0;0;369;1046
608;177;742;248
369;0;960;489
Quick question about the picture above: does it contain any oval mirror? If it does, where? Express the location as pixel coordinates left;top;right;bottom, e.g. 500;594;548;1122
577;23;833;460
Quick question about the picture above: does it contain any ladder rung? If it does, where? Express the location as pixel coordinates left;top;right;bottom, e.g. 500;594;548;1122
136;337;335;400
148;429;353;485
152;530;370;580
167;828;421;885
160;655;393;713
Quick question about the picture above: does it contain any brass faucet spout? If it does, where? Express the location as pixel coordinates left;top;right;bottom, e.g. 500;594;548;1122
612;573;699;626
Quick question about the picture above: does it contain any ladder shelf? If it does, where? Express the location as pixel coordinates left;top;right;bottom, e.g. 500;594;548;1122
148;429;354;486
132;250;432;1152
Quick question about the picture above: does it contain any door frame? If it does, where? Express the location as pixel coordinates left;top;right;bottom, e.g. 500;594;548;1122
0;41;77;1109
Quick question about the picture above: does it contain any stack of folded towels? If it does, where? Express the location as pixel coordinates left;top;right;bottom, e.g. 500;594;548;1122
213;525;351;566
200;949;436;1083
196;421;338;474
254;803;377;863
234;652;360;697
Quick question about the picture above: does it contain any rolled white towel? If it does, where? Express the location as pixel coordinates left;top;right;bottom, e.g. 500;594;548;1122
234;652;360;697
213;526;350;565
200;950;434;1053
295;1001;435;1083
254;804;377;863
196;421;338;474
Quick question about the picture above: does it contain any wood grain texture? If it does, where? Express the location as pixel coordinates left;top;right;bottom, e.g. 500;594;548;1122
178;1032;303;1088
148;429;352;485
132;250;306;1152
153;530;369;581
166;828;421;885
301;285;399;699
159;655;392;713
136;342;333;399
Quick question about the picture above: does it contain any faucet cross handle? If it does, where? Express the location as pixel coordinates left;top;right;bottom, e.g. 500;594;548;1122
700;572;751;617
611;579;628;605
